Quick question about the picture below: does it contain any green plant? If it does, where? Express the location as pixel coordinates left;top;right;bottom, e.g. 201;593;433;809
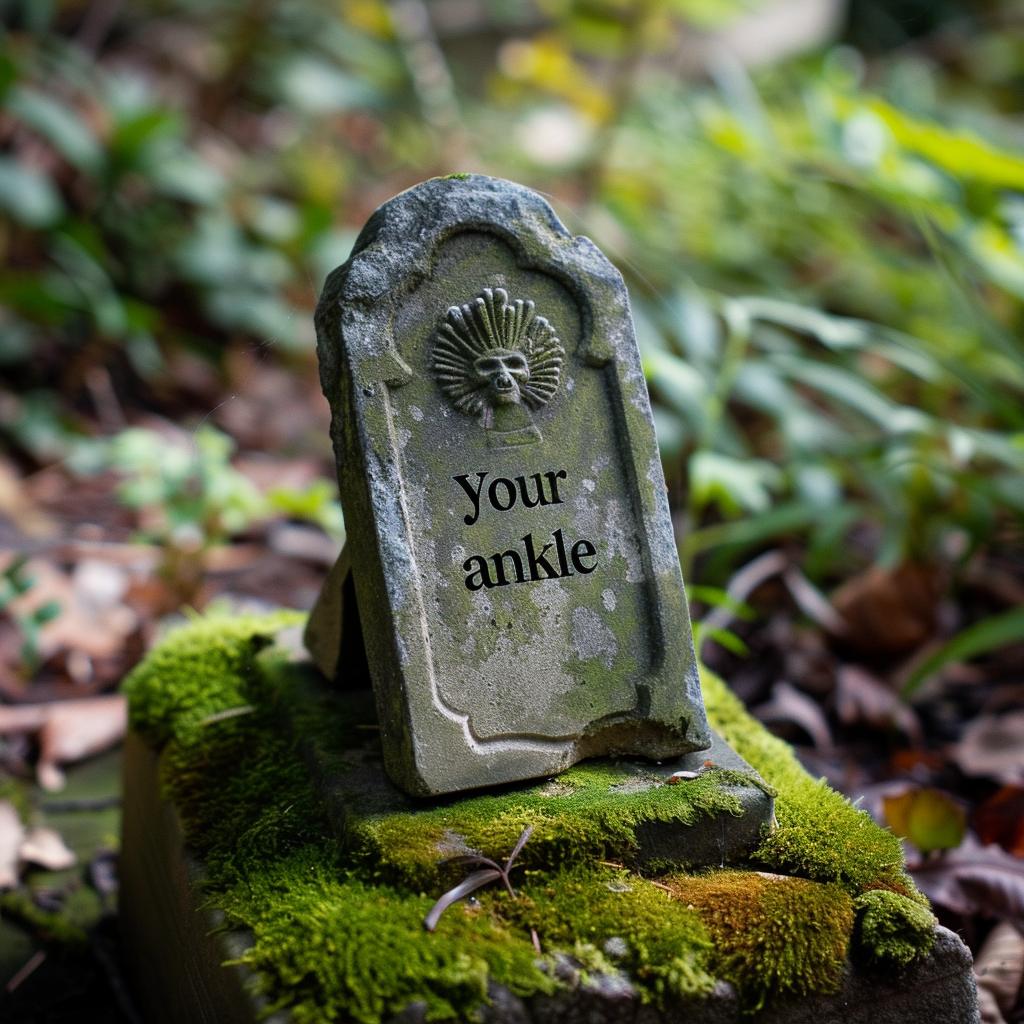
0;554;60;674
107;425;266;547
93;424;344;603
902;605;1024;697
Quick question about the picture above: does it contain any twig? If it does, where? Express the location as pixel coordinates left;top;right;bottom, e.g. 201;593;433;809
424;825;534;932
200;706;255;725
6;950;45;994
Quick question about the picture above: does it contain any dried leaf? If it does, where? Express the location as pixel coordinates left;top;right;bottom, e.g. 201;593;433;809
974;787;1024;857
752;680;833;749
782;566;849;636
0;694;127;790
18;826;76;870
424;825;534;931
951;711;1024;786
0;457;58;539
701;549;788;634
836;664;922;743
884;787;966;854
0;800;25;889
911;835;1024;927
831;561;943;657
974;921;1024;1024
3;556;138;661
423;869;501;932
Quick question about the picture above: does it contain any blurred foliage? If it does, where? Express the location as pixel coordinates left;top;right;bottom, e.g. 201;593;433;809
0;0;1022;597
104;425;267;546
883;786;968;854
95;423;344;600
0;554;60;673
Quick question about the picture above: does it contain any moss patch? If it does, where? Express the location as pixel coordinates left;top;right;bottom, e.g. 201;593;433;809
220;876;552;1024
666;871;853;1011
123;614;937;1023
853;890;936;969
493;864;715;1003
701;667;922;897
343;760;761;892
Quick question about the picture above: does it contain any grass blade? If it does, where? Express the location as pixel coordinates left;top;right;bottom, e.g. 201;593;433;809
902;606;1024;699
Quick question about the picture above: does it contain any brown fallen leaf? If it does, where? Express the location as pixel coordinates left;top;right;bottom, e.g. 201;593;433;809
830;561;944;657
752;680;833;749
0;694;127;790
1;555;138;662
0;458;58;539
835;664;922;743
951;711;1024;786
911;835;1024;928
0;800;25;889
18;826;76;870
974;921;1024;1024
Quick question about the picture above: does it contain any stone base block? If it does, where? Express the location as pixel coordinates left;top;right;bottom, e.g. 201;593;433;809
121;730;979;1024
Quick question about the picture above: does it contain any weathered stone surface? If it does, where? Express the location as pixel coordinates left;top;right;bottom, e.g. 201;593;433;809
312;174;710;796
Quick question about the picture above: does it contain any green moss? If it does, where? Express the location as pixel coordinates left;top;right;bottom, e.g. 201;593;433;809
666;871;853;1011
123;611;303;749
220;874;552;1024
700;667;919;895
853;890;936;969
0;776;31;823
493;864;715;1003
346;760;756;892
123;615;938;1022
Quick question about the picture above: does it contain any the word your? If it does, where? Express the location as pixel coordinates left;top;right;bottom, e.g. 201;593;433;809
453;470;567;526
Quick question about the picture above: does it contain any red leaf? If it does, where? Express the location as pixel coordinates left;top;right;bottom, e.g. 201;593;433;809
974;787;1024;857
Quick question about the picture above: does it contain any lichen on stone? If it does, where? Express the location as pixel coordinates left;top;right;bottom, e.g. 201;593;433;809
122;614;938;1023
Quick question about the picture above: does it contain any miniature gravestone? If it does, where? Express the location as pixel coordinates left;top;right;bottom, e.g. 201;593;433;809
308;174;713;797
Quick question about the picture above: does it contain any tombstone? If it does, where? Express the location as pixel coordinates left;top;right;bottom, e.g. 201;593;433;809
307;174;712;797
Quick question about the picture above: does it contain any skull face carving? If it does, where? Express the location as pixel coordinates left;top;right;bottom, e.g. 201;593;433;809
473;348;530;405
432;288;565;440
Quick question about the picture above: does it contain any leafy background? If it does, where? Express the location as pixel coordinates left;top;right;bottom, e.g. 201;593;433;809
2;0;1024;1021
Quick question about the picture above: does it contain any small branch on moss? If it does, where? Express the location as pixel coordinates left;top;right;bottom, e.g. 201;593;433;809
200;706;255;725
423;825;534;932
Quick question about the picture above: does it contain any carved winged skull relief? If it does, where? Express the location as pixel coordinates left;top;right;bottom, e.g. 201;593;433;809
431;288;564;444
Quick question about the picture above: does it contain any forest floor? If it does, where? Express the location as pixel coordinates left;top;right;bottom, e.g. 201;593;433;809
1;348;1023;1022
